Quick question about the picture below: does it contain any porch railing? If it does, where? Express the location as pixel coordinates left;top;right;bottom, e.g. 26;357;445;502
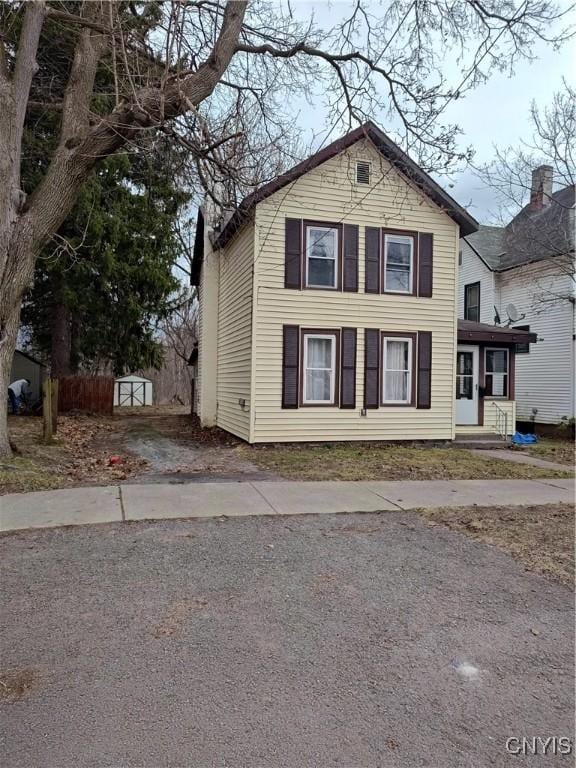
492;402;508;441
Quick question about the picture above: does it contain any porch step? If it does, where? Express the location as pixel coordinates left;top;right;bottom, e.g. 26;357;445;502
454;434;511;449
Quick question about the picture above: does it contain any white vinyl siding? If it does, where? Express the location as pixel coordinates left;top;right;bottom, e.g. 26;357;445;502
456;399;516;436
216;224;255;440
496;259;575;423
250;138;460;442
458;240;496;324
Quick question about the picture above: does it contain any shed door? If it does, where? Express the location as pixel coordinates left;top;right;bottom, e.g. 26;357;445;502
118;381;146;406
456;345;478;425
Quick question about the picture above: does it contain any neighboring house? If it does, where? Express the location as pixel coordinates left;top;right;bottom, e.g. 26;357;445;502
192;122;535;443
459;167;575;428
10;349;46;403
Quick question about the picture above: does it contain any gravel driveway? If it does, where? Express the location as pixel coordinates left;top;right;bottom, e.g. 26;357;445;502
1;512;573;767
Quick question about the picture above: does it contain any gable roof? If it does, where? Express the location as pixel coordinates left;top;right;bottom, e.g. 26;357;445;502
500;184;575;270
463;225;505;269
463;185;575;272
211;121;478;251
13;349;47;367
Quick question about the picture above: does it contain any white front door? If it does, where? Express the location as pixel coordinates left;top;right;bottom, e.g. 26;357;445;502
456;345;479;425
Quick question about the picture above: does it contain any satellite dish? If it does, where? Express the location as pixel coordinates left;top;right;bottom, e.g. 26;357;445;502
506;304;520;322
504;303;526;326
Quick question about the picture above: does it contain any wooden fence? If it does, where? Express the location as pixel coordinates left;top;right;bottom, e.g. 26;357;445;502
58;376;114;415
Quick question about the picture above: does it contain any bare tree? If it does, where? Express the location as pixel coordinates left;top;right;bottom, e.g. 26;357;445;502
477;79;575;213
0;0;573;456
476;80;575;310
162;291;198;365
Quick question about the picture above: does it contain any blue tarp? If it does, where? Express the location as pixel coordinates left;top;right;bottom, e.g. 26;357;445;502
512;431;538;445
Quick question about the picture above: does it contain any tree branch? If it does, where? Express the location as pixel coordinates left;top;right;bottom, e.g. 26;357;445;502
12;1;46;149
60;2;109;144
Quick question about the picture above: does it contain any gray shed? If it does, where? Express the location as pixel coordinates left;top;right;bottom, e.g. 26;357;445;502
10;350;47;404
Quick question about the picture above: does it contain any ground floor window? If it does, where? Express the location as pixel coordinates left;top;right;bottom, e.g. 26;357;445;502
382;335;413;404
302;332;338;404
485;348;509;397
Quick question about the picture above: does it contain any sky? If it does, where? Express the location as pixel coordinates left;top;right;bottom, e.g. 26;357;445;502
286;0;575;222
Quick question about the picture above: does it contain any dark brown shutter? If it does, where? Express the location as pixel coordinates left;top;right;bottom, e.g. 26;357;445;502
282;325;300;408
343;225;359;292
365;227;380;294
417;331;432;409
340;328;357;408
364;328;380;408
418;233;433;297
285;219;302;289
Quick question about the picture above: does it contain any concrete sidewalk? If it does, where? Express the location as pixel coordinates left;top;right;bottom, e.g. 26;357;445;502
468;448;573;473
1;477;574;533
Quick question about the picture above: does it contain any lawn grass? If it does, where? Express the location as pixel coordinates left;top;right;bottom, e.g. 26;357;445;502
523;439;574;467
418;503;574;586
243;444;574;481
0;456;63;494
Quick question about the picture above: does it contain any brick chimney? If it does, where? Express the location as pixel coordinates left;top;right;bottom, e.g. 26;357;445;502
530;165;553;208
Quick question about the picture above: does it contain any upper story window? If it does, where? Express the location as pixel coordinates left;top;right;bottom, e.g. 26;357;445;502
305;225;339;289
302;331;338;405
485;348;509;398
514;325;531;354
356;161;371;185
464;281;481;322
382;334;414;405
384;233;414;294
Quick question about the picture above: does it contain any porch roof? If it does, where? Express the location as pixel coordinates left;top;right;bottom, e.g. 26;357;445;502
457;319;537;345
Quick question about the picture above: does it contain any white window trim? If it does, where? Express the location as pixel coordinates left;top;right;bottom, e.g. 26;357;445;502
382;336;413;405
303;333;337;404
305;225;339;289
384;233;414;294
484;347;509;399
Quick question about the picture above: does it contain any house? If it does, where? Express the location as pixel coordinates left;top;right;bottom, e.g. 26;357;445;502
10;349;46;404
459;167;575;429
192;122;536;443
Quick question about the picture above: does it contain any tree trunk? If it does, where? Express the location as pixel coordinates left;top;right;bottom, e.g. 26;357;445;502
0;0;247;457
0;284;24;456
50;298;71;378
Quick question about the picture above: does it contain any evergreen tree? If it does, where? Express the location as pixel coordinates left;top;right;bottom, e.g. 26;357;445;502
18;6;187;376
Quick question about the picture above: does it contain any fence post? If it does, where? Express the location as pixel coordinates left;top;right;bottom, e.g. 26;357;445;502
42;379;53;443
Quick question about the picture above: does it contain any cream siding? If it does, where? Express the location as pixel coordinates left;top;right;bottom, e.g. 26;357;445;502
458;240;496;324
496;259;575;424
216;223;255;440
250;139;460;442
456;399;515;436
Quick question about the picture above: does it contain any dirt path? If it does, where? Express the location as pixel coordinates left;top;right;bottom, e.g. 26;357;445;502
107;406;277;483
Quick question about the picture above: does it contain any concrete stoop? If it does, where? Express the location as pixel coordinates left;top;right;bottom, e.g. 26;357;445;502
453;434;511;449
